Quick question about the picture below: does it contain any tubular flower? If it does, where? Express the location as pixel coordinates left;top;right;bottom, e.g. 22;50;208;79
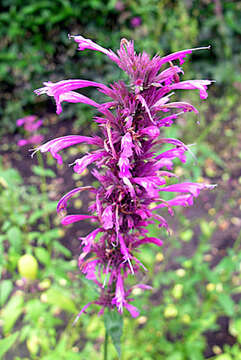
35;35;215;317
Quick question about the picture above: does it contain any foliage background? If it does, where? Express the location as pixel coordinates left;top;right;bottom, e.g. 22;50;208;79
0;0;241;359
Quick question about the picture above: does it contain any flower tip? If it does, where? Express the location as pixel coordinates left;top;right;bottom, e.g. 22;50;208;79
29;148;39;158
208;184;217;190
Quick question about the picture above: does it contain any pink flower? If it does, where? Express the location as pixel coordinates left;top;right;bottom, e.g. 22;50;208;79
17;115;44;146
130;17;142;28
35;35;215;318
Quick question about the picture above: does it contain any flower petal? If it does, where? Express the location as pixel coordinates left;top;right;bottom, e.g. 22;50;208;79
61;214;97;226
57;186;96;213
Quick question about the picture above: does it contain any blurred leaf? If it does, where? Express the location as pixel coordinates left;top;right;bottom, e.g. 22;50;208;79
217;293;235;317
180;229;193;242
104;309;123;358
6;226;22;252
35;247;51;266
43;287;77;313
1;294;24;334
29;209;44;224
0;331;19;358
32;165;56;178
0;280;13;307
53;241;71;257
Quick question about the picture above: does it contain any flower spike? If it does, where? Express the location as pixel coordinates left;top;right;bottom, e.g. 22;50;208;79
35;35;215;317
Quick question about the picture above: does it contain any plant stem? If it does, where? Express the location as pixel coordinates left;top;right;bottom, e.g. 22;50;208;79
104;330;109;360
37;151;51;231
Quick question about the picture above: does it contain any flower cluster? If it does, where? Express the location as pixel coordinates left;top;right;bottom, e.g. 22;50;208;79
17;115;44;147
34;36;215;318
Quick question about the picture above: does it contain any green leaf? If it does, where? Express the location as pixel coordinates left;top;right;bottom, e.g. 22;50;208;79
0;331;19;358
35;247;51;266
53;241;71;257
0;280;13;306
32;165;56;178
104;309;123;358
43;288;77;313
217;293;235;317
1;294;24;334
29;210;44;224
6;226;22;252
180;229;193;242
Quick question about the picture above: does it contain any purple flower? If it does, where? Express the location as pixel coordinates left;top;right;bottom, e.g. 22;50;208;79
130;17;142;28
17;115;44;146
32;135;103;164
35;35;215;318
35;80;109;114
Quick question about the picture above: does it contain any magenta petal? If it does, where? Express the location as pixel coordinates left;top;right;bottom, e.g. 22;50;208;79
69;34;120;64
124;303;139;318
57;186;95;213
158;46;210;66
139;126;160;139
80;228;103;252
135;94;155;124
132;237;163;248
121;133;133;157
160;182;216;197
36;135;103;165
61;214;96;226
170;80;212;99
154;101;198;114
118;157;131;178
73;301;94;324
158;194;194;209
155;148;186;164
17;139;28;146
115;272;125;313
57;91;99;114
118;234;129;258
73;151;107;174
102;205;113;230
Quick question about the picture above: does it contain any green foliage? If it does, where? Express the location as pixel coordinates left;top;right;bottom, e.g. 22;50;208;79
0;332;20;359
1;0;240;134
104;309;123;358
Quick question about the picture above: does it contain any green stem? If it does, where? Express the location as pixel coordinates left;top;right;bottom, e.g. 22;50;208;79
37;151;51;232
104;330;109;360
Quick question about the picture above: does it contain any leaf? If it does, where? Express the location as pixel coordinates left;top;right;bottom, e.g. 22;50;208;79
0;168;22;187
217;293;235;317
32;165;56;178
104;309;123;358
6;227;22;253
29;210;44;224
0;332;19;358
180;229;193;242
1;294;24;334
35;247;51;266
0;280;13;307
43;288;77;313
53;241;71;257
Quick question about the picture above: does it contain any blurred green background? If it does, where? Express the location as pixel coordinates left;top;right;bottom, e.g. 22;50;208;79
0;0;241;359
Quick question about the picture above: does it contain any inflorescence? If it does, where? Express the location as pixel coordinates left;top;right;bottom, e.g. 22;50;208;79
34;36;215;318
